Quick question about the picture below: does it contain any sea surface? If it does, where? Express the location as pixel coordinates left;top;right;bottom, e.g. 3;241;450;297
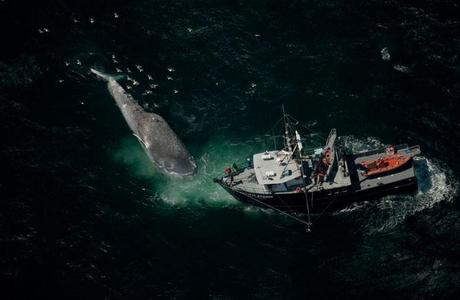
1;0;460;298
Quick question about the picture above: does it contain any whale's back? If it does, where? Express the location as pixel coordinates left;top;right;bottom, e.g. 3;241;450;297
137;113;196;175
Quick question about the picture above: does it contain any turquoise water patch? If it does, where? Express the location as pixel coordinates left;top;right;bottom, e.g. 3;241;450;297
112;134;267;207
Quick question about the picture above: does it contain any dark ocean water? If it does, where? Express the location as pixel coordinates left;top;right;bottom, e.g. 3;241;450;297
1;0;460;298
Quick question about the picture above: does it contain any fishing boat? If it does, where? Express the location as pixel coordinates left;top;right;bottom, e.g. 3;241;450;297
214;107;421;229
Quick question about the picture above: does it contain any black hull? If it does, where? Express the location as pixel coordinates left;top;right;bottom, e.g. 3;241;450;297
219;177;418;214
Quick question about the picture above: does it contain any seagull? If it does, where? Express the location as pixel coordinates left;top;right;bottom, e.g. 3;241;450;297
135;65;144;72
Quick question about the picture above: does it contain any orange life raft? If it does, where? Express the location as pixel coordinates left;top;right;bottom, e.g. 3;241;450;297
360;154;411;177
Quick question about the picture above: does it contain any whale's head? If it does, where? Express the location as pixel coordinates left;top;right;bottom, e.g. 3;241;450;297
160;155;197;176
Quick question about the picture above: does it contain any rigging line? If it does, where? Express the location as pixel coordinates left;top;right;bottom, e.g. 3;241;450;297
299;163;312;230
273;189;298;220
274;194;296;220
272;149;311;225
312;191;339;224
271;128;277;149
279;143;298;177
287;115;300;127
303;191;312;232
312;152;348;222
243;192;312;226
304;189;312;228
263;115;284;137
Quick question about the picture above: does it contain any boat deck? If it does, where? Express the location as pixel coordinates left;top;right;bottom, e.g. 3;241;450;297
228;168;269;194
224;145;420;196
349;145;420;192
253;151;302;185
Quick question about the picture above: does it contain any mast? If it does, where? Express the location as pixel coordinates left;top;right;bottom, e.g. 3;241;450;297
282;104;292;153
282;105;311;231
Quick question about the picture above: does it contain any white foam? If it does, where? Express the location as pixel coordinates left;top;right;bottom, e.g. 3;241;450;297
113;136;255;207
339;135;385;153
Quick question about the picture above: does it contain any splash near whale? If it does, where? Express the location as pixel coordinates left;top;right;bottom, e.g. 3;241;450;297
91;68;196;176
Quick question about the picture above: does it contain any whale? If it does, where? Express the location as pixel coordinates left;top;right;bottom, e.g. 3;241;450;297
91;68;196;176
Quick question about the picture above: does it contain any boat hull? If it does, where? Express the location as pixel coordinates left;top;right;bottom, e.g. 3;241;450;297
218;175;418;214
216;144;421;214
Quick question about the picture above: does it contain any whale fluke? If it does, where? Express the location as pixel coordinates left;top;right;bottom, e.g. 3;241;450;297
91;68;124;81
90;68;111;81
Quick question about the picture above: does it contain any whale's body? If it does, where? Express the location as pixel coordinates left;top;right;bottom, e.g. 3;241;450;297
91;68;196;176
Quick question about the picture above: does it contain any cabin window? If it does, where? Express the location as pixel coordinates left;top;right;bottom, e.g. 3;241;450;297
270;183;288;192
286;177;304;188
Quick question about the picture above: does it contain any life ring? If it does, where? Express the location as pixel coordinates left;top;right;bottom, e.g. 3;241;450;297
295;187;302;193
324;148;332;165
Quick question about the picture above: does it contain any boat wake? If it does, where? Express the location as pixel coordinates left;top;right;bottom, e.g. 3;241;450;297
335;136;458;234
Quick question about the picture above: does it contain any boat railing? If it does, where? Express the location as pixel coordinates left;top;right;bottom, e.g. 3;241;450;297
353;143;407;158
232;184;270;195
399;145;421;157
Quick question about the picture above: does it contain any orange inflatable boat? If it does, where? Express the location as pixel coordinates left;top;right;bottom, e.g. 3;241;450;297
360;154;411;177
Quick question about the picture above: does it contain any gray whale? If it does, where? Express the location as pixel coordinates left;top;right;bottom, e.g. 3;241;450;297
91;68;196;176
